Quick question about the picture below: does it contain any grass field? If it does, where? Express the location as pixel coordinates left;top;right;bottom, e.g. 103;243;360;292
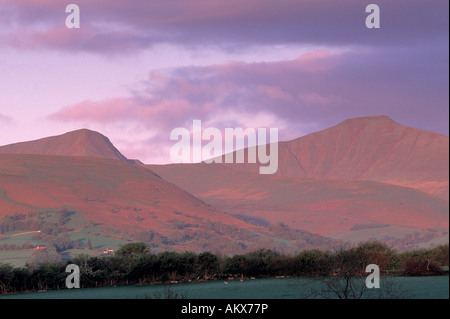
0;219;130;266
1;275;448;299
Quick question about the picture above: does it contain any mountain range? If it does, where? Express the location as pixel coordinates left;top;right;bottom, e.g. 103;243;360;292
149;116;449;248
213;115;448;199
0;116;448;264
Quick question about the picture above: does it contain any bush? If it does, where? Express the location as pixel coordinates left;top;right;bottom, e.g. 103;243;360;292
296;250;329;275
403;257;444;276
115;242;151;257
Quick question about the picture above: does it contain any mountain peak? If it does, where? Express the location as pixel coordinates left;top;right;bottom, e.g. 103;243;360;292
321;115;403;135
344;115;393;121
220;115;448;199
335;115;398;129
66;128;101;135
344;114;393;122
0;129;128;162
283;115;448;196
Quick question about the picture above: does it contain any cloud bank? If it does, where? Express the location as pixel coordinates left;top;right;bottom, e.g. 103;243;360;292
1;0;447;53
48;43;449;163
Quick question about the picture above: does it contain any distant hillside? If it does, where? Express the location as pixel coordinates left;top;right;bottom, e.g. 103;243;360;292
149;162;449;250
149;116;449;250
0;154;337;263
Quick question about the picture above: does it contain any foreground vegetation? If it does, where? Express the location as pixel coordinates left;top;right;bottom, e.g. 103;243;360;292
0;241;448;295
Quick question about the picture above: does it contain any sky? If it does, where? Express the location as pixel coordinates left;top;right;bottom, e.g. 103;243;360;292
0;0;448;164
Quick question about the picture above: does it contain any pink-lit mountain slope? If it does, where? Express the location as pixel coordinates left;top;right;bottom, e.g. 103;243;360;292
149;162;448;250
149;116;449;250
0;129;129;162
221;116;449;200
0;150;336;256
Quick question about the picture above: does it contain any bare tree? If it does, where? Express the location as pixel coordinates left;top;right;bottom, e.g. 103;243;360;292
302;242;405;299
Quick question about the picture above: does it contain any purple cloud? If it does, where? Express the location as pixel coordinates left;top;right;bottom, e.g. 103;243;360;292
1;0;447;53
47;43;448;164
3;0;447;163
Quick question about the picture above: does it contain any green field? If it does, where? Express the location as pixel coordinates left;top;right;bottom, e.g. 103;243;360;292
0;222;130;266
1;275;448;299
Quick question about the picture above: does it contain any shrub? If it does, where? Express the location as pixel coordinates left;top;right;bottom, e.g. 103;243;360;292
403;257;444;276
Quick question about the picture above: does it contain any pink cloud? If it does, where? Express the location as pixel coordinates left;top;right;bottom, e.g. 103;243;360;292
47;44;449;163
47;45;448;135
257;85;293;101
292;50;342;73
49;99;137;122
48;94;206;134
2;22;151;53
5;25;90;50
0;113;13;124
48;49;343;133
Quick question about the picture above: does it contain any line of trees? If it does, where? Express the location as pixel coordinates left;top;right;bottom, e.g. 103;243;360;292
0;241;448;295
